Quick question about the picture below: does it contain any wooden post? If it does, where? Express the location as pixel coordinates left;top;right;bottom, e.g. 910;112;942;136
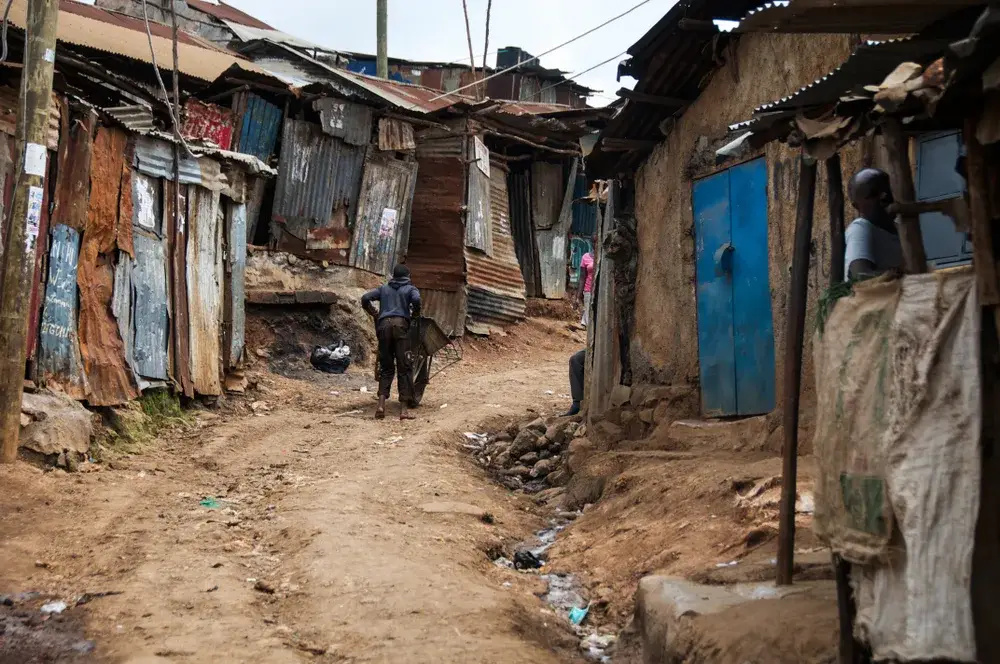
881;119;927;274
964;114;1000;306
0;0;60;463
376;0;388;79
827;154;846;285
777;156;817;585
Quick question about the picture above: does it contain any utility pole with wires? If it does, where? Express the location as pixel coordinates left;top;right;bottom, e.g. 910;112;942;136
376;0;387;79
461;0;479;98
482;0;492;94
0;0;60;463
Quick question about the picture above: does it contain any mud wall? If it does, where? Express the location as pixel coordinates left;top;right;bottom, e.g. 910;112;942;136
631;32;868;430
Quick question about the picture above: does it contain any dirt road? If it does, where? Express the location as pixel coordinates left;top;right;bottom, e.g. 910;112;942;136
0;320;584;663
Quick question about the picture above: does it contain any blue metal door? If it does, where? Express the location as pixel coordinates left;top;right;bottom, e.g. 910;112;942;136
693;158;775;416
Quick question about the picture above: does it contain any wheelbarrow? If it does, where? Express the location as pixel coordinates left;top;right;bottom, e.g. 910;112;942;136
373;316;462;407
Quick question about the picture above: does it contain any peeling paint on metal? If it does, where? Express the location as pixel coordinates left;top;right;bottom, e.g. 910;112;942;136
226;201;247;368
377;118;416;151
168;183;194;397
465;143;493;255
133;136;226;192
187;187;223;396
38;224;89;398
0;85;60;149
78;125;138;406
350;154;418;276
531;161;562;230
231;92;282;161
182;99;235;151
112;250;138;382
313;98;373;146
133;233;169;381
51;109;95;231
406;155;466;292
116;139;136;258
272;119;365;258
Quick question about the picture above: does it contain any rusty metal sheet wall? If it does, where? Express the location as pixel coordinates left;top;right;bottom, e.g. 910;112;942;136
509;168;540;297
182;99;235;151
534;158;577;299
465;143;493;255
187;187;223;396
378;118;416;151
134;136;226;191
466;165;526;326
350;154;418;276
272;119;366;257
38;224;88;398
402;156;466;291
0;86;60;149
313;98;374;147
168;183;194;397
78;126;138;406
51;109;95;231
112;250;137;384
531;161;562;230
133;233;170;381
232;91;282;161
227;201;247;367
419;288;467;337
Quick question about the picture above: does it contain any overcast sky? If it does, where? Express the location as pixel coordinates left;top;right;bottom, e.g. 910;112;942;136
224;0;679;104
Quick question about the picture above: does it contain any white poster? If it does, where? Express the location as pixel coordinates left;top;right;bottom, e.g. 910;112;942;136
379;208;398;237
474;135;490;177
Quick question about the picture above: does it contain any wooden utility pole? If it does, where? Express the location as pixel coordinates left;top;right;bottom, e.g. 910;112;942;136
777;155;817;585
0;0;60;464
461;0;479;98
376;0;388;79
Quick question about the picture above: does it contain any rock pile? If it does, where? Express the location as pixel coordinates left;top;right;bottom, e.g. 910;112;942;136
470;417;586;492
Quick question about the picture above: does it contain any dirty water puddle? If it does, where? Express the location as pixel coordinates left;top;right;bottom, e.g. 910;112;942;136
495;515;617;663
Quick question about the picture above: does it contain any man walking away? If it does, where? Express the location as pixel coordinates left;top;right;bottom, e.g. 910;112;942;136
361;264;422;420
564;349;586;417
578;241;596;328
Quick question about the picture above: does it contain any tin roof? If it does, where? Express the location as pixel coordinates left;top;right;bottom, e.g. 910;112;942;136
186;0;273;30
6;0;273;83
735;0;984;34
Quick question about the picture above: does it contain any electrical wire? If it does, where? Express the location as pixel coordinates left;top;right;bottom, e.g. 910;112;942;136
139;0;196;158
0;0;13;64
501;50;627;108
430;0;657;101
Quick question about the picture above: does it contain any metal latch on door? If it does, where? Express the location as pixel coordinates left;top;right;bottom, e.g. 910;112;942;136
714;242;734;276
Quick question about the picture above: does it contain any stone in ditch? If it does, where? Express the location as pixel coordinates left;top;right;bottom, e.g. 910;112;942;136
545;423;567;445
506;465;532;478
564;422;580;437
525;418;547;435
639;408;656;424
509;429;540;458
495;432;512;443
519;451;539;465
547;469;570;486
506;422;520;438
531;458;556;478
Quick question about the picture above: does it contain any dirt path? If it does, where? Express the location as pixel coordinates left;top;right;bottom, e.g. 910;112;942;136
0;320;585;663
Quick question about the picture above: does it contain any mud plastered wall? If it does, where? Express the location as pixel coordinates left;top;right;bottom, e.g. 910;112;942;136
631;32;865;435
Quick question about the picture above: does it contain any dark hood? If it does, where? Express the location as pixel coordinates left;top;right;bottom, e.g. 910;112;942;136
388;277;411;290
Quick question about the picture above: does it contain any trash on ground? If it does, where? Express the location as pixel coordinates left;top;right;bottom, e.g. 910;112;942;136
359;386;369;393
513;550;543;570
75;591;122;606
310;342;351;374
569;605;590;625
40;600;68;614
199;497;223;509
715;560;739;568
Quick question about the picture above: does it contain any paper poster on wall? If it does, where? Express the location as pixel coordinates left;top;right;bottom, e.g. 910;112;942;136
379;208;398;237
25;185;43;251
474;136;490;177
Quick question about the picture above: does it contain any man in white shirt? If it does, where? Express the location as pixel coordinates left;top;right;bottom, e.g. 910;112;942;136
844;168;903;281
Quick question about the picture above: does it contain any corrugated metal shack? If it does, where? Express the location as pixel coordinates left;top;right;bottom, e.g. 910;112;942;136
0;0;282;406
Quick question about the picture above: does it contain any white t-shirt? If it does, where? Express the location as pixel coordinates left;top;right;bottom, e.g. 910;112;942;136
844;218;903;281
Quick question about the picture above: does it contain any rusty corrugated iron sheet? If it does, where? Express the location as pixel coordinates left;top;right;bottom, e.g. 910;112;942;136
112;250;137;383
531;161;562;230
187;187;224;396
405;155;466;291
231;91;282;161
168;183;194;397
182;99;235;151
466;163;526;326
26;146;52;363
51;109;95;232
509;168;540;297
104;105;156;134
313;98;373;147
0;85;59;149
350;154;418;276
133;233;170;381
38;224;89;399
420;288;467;338
378;118;416;151
78;126;139;406
465;141;493;255
134;136;227;191
272;119;365;260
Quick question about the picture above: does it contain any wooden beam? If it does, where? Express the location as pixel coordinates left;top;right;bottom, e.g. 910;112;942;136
881;119;927;273
678;18;719;32
616;87;690;107
777;155;817;587
827;154;846;286
965;114;1000;306
601;138;658;151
